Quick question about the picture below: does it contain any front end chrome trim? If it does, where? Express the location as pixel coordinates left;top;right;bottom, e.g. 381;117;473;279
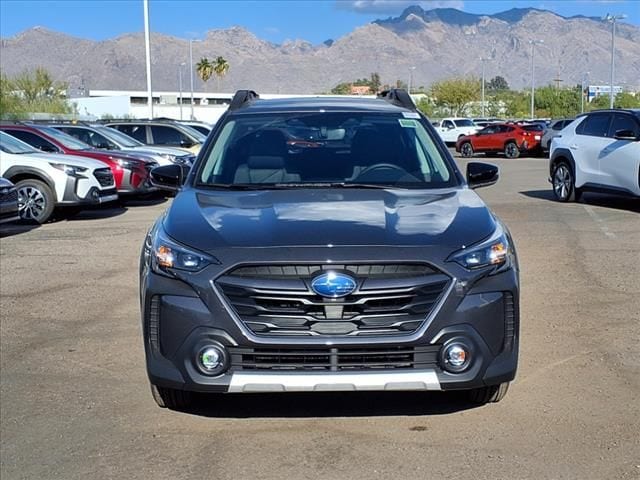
227;369;441;393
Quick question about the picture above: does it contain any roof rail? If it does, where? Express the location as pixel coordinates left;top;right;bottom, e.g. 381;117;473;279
228;90;259;111
377;89;416;111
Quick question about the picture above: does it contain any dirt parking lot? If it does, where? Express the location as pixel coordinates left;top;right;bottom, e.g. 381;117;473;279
1;157;639;480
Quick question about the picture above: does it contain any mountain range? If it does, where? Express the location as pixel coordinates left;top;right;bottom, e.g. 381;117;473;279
1;6;639;94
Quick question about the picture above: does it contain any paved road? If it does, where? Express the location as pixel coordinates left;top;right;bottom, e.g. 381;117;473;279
1;158;639;480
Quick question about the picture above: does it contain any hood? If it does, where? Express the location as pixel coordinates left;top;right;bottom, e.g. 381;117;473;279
131;145;192;157
164;188;496;252
26;152;111;170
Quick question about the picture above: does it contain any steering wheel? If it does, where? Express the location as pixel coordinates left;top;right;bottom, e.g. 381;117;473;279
355;163;408;182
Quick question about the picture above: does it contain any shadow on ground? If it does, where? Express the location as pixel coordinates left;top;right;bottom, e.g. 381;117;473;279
520;190;640;213
183;390;481;419
0;222;41;238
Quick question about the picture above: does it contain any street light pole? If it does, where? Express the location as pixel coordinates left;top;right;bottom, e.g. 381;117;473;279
604;13;627;109
529;40;543;120
480;58;487;118
189;39;199;120
143;0;153;119
178;63;185;120
408;66;416;94
581;72;589;114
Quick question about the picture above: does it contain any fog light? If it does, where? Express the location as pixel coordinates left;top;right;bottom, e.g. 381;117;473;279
442;343;471;373
196;345;228;376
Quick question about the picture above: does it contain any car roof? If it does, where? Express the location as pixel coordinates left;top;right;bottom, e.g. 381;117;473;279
233;96;413;114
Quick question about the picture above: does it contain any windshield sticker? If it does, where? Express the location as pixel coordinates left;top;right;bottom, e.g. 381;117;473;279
398;119;418;128
402;112;420;119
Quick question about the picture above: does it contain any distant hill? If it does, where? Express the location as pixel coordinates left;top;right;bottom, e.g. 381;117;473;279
1;6;639;94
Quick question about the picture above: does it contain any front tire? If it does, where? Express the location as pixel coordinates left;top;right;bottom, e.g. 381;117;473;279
552;162;582;202
15;179;55;224
469;382;510;404
460;142;474;158
504;141;520;159
150;383;193;410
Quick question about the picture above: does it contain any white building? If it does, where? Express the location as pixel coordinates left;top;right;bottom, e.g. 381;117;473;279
70;90;376;124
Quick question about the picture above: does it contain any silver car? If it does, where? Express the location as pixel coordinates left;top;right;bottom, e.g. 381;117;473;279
541;118;574;152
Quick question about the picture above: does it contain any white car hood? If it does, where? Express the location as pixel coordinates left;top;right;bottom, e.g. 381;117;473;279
131;145;192;157
25;152;109;170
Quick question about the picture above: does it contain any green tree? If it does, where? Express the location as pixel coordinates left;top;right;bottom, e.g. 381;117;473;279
330;82;351;94
213;56;230;92
0;68;71;119
370;72;381;93
613;92;640;108
487;76;509;93
415;97;435;117
196;57;213;87
496;90;529;118
534;85;581;118
430;78;480;116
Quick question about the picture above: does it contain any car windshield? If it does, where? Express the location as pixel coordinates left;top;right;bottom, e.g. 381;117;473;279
180;124;207;143
0;131;38;154
198;112;457;189
522;124;544;131
454;119;475;127
97;126;144;147
35;126;92;150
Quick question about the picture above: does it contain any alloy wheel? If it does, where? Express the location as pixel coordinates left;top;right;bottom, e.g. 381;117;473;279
17;185;47;221
553;164;572;201
505;143;519;159
461;143;474;158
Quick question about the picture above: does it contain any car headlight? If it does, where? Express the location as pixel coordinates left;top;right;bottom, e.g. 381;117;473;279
159;153;177;162
448;222;513;270
145;223;218;276
110;157;139;169
49;163;88;177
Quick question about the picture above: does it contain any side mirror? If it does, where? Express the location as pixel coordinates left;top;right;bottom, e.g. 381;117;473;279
149;164;184;192
95;142;113;150
467;162;499;189
180;139;194;148
614;130;639;141
38;145;58;153
447;125;455;130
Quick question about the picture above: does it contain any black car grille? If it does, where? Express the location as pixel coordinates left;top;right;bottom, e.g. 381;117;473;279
216;264;451;337
0;188;18;202
229;345;440;371
93;168;114;187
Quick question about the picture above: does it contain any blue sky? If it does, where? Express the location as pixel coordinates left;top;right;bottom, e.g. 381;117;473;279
0;0;637;43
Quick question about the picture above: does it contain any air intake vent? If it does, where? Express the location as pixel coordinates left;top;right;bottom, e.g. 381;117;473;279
504;292;516;351
148;296;161;354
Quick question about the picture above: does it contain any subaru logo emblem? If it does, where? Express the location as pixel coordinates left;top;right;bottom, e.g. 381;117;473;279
311;272;357;298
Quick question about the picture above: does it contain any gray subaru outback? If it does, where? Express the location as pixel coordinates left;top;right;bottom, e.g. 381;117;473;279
141;90;519;410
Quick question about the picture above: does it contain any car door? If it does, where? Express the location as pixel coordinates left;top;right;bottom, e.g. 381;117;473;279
439;120;455;142
600;113;640;195
573;112;613;187
473;125;495;151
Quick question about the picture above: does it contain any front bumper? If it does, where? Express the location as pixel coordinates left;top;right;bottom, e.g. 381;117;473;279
0;198;20;224
58;185;118;206
140;247;520;394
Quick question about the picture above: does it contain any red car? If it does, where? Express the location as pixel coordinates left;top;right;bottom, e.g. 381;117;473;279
0;124;157;194
456;123;543;159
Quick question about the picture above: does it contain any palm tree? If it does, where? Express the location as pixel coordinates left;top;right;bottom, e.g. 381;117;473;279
195;57;213;88
213;56;230;92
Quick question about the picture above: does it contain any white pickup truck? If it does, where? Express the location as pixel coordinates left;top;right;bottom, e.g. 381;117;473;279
434;118;480;144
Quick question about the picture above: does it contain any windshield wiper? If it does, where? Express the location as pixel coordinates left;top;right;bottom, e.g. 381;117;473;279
202;182;411;190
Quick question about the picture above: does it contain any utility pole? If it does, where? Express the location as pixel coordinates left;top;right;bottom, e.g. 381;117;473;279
604;13;627;109
529;39;543;120
178;62;185;120
480;58;488;118
143;0;153;119
189;39;200;120
408;66;416;94
581;72;589;114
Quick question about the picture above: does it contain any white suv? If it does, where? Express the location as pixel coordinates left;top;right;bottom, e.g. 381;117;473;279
435;118;480;144
0;132;118;223
549;109;640;202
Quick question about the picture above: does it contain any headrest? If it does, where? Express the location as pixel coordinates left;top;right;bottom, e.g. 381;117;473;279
248;129;287;156
247;155;285;169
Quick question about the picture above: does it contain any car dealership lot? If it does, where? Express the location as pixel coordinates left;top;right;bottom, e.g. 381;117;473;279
1;157;639;479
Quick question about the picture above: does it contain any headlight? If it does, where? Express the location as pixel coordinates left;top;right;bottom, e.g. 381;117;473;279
49;163;88;177
448;222;513;270
110;157;139;169
146;223;218;275
159;153;177;162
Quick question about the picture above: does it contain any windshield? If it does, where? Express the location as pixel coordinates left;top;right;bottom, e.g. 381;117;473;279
454;119;476;127
198;112;457;189
36;126;92;150
522;124;544;131
180;124;207;143
96;126;145;147
0;131;38;154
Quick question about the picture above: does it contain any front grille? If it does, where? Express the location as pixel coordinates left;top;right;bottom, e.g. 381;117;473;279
0;188;18;202
217;263;451;337
93;168;114;187
229;345;440;371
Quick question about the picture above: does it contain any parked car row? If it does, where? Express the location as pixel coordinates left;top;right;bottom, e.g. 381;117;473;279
0;118;211;224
